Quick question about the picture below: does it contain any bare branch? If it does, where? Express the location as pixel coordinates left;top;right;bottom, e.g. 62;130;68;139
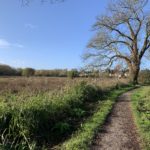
139;21;150;59
95;19;133;41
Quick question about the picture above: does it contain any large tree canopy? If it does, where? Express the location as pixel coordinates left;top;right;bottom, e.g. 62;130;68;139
84;0;150;84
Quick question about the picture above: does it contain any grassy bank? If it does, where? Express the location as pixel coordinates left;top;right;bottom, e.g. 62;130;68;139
0;81;100;149
0;79;132;149
60;85;134;150
131;86;150;150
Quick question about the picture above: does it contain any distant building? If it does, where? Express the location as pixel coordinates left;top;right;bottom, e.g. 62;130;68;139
108;69;129;79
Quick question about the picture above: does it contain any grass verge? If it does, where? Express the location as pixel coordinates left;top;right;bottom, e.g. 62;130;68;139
131;86;150;150
60;85;134;150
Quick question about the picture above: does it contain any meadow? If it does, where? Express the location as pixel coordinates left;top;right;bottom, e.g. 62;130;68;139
0;76;130;149
0;77;128;93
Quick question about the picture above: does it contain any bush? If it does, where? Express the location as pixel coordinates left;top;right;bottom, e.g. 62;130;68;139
139;69;150;84
67;69;79;79
0;65;19;76
22;68;35;77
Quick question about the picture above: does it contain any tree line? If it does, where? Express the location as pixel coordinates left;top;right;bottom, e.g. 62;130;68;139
0;64;102;78
0;64;80;78
0;64;150;82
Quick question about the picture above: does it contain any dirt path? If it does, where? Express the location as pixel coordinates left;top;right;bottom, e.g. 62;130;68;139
91;91;141;150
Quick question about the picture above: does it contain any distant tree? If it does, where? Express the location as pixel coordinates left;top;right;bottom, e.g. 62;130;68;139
0;65;18;76
16;68;23;76
84;0;150;84
34;69;68;77
58;69;68;77
22;68;35;77
67;69;79;79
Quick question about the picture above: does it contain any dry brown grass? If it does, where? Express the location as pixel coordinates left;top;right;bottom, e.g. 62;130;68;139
0;76;129;94
0;77;67;94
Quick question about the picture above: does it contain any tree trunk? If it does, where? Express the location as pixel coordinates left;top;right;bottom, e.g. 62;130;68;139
132;69;139;84
130;64;140;85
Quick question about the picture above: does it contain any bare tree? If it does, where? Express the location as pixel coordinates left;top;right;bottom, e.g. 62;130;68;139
84;0;150;84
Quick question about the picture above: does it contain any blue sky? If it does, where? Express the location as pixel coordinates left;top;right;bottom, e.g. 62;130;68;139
0;0;149;70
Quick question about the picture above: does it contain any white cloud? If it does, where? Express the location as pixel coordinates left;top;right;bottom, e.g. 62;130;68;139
25;23;37;29
0;39;11;48
0;38;23;49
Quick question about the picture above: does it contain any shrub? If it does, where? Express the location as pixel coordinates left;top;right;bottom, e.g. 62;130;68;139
67;69;79;79
139;69;150;84
22;68;35;77
0;64;19;76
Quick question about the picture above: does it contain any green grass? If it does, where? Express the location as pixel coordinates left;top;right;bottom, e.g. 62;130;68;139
0;81;103;149
131;86;150;150
0;80;133;150
60;86;134;150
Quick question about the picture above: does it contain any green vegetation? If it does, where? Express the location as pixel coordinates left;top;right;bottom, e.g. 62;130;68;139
22;68;35;77
34;69;68;77
139;70;150;84
0;81;101;149
0;77;132;149
67;69;79;79
61;86;133;150
0;65;21;76
3;64;150;80
131;87;150;150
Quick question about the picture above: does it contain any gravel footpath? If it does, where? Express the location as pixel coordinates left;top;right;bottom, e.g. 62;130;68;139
91;91;141;150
